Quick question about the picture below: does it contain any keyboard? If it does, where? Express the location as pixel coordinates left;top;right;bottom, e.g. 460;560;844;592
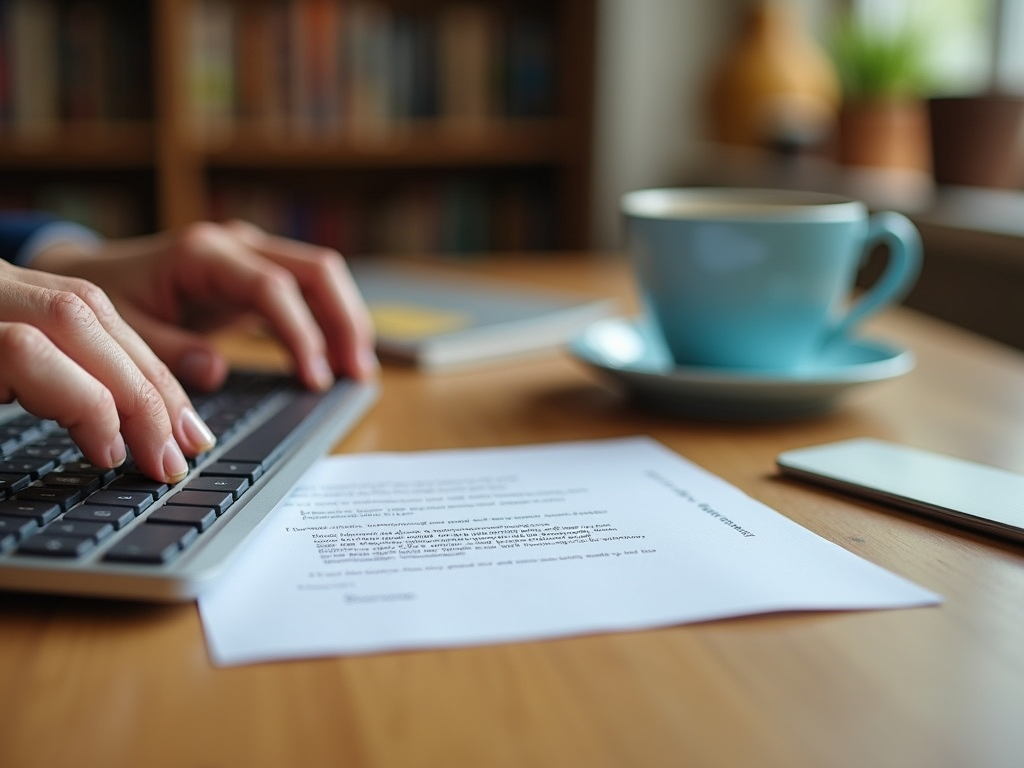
0;371;378;601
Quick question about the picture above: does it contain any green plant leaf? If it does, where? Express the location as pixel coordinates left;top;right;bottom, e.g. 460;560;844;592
830;16;930;101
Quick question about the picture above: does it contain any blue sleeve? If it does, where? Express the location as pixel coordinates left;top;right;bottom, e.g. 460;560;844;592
0;212;101;266
0;211;63;265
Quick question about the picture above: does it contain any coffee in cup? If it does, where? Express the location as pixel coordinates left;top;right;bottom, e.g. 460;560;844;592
621;187;921;370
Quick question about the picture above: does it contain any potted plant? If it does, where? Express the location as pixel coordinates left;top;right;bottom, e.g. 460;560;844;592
829;15;932;172
927;0;1024;188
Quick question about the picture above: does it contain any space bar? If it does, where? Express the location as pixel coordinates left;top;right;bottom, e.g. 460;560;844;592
219;391;325;468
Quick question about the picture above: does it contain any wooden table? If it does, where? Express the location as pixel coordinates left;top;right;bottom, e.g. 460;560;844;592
3;254;1024;768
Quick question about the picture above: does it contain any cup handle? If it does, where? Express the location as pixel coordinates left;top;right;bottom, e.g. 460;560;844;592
827;211;922;344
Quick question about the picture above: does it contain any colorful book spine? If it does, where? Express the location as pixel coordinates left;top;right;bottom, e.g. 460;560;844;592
208;177;556;256
184;0;556;139
7;0;59;138
0;0;150;133
188;0;236;141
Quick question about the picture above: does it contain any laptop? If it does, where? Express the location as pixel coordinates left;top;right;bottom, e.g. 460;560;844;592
0;370;378;602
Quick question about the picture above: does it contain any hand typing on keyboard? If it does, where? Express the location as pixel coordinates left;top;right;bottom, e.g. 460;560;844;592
0;218;378;484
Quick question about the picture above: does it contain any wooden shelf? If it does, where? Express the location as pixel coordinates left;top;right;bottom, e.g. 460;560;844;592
0;0;596;253
0;123;155;168
199;120;571;168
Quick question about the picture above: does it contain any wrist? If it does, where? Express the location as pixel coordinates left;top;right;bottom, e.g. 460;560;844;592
30;243;95;275
19;222;103;274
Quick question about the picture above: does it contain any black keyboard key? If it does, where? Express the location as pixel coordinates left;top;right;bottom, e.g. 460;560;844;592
184;476;249;500
202;460;263;483
0;515;39;542
18;534;96;558
0;457;56;479
17;444;78;463
0;473;32;499
205;414;244;440
44;519;114;542
40;472;102;494
148;505;217;531
164;489;233;515
64;505;137;530
85;490;154;515
1;416;47;441
220;390;323;467
61;461;119;484
0;499;62;525
0;428;36;456
16;486;83;512
104;523;199;564
106;476;171;499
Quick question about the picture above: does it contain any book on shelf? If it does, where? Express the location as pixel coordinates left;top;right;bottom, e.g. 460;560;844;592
188;0;236;140
208;176;556;256
438;3;497;129
187;0;556;140
35;184;142;237
61;1;117;123
6;0;59;137
0;183;141;238
349;259;617;372
0;0;150;135
502;13;554;118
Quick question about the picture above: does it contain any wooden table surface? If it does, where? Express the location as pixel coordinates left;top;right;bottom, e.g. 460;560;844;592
3;254;1024;768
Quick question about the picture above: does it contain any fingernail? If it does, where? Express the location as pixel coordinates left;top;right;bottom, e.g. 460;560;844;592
107;433;127;468
180;407;217;453
310;356;335;391
162;437;189;484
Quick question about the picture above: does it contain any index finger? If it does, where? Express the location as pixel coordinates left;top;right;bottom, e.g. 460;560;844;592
3;273;206;482
173;224;336;390
226;222;378;381
0;321;127;471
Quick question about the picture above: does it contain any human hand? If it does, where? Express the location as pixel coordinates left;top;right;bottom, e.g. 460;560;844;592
0;258;214;483
33;220;379;392
7;219;377;482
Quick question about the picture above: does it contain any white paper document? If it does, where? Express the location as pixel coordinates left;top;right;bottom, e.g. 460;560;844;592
198;437;940;666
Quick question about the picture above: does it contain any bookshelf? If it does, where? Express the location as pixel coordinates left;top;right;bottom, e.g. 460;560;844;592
0;0;597;254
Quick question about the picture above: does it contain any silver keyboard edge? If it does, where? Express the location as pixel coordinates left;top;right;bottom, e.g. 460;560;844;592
0;380;380;602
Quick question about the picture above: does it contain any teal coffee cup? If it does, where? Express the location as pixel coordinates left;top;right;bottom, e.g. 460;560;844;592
621;187;922;370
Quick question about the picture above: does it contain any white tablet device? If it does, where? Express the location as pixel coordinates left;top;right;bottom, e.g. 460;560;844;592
777;437;1024;545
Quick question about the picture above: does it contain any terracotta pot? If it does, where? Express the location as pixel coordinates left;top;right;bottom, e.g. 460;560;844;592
928;95;1024;188
837;99;931;172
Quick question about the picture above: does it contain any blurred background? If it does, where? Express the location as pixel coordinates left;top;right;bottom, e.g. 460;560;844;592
1;0;1023;343
594;0;1024;239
